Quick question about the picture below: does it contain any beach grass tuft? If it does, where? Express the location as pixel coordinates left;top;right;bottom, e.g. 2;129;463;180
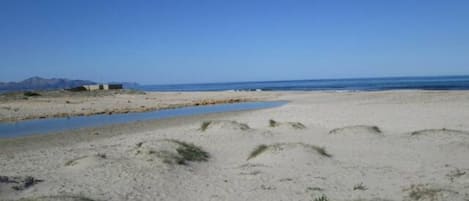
313;146;332;158
404;184;443;201
247;143;332;160
290;122;306;129
313;194;329;201
353;182;368;191
167;139;210;164
269;119;306;129
247;144;269;160
269;119;279;127
200;121;211;131
23;91;41;97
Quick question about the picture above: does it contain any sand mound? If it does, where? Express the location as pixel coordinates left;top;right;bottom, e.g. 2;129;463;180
329;125;382;135
246;143;332;166
15;195;97;201
132;139;209;165
269;119;306;129
64;154;107;169
410;128;469;136
199;120;250;131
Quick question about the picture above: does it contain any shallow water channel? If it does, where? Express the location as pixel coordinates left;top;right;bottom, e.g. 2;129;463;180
0;101;286;138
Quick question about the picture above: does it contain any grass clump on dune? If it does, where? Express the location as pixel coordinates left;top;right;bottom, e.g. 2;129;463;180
329;125;382;135
313;146;332;158
166;139;210;164
313;194;329;201
353;182;368;191
269;119;306;129
23;91;41;97
199;120;250;131
290;122;306;129
404;184;443;201
135;139;210;165
410;128;468;136
247;143;332;160
200;121;211;131
247;144;269;160
269;119;280;127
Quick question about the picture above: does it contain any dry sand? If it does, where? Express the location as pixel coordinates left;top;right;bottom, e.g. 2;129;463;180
1;90;469;201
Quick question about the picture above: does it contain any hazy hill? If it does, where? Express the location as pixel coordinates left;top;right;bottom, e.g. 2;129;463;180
0;77;96;92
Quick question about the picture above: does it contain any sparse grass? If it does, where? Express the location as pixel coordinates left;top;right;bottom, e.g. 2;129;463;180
446;168;466;182
134;140;209;165
8;176;43;191
306;187;323;192
200;121;211;131
370;126;382;133
313;194;329;201
404;184;443;201
17;195;97;201
167;139;210;164
247;144;269;160
290;122;306;129
410;128;468;136
247;143;332;160
23;91;40;97
353;182;368;191
312;146;332;158
269;119;279;127
64;156;87;166
329;125;382;134
270;119;306;129
96;153;107;159
237;122;250;130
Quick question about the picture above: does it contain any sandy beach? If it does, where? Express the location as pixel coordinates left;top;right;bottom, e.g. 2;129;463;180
1;90;469;201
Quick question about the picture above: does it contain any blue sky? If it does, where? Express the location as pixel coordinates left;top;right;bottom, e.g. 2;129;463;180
1;0;469;84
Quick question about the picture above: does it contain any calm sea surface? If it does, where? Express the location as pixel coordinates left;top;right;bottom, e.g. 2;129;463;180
139;76;469;92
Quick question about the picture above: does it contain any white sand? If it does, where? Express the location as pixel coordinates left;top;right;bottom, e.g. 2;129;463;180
1;90;469;201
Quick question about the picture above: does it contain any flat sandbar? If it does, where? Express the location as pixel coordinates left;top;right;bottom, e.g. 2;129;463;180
0;90;279;122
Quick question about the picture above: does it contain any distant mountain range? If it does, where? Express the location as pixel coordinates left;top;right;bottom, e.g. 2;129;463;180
0;77;141;92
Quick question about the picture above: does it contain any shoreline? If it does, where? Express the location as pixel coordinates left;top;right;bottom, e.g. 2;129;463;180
0;90;280;122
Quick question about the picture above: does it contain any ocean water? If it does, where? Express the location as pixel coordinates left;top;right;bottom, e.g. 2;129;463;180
139;76;469;92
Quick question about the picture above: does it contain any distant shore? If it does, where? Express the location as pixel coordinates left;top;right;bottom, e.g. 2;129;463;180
0;90;279;122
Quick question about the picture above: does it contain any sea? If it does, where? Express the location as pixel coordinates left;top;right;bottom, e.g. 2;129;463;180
138;75;469;92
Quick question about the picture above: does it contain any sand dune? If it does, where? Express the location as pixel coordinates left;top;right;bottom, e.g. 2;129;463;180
131;139;209;166
63;154;107;169
199;120;250;132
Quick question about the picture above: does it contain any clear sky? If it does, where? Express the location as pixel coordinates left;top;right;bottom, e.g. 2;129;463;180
1;0;469;84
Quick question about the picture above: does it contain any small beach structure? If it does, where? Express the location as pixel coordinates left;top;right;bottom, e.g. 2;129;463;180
69;84;123;91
